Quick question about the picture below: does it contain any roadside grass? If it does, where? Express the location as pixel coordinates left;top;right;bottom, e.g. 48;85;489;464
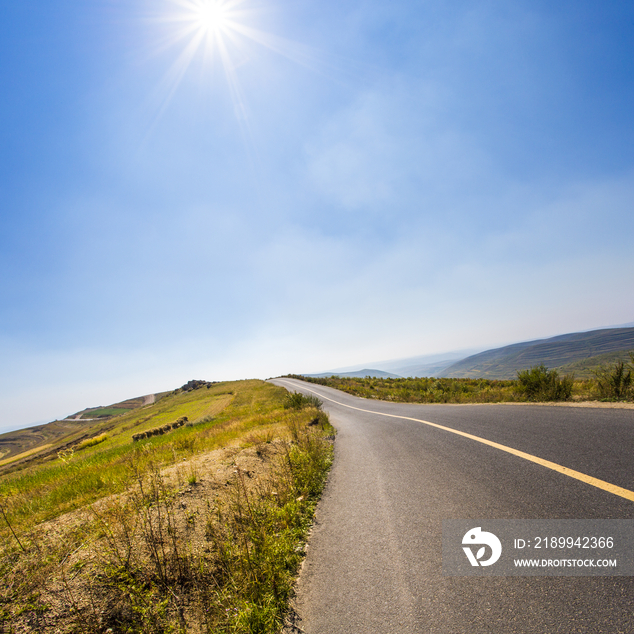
0;380;335;633
284;374;522;403
283;392;323;410
283;371;624;404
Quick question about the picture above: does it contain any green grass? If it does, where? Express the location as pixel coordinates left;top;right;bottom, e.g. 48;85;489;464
283;391;323;410
75;433;108;451
284;374;522;403
0;381;273;532
516;364;574;401
0;379;334;633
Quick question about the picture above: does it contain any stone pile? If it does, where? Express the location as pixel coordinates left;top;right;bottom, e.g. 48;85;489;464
132;417;188;442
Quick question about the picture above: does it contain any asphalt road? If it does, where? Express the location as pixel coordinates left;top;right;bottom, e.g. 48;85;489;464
270;378;634;634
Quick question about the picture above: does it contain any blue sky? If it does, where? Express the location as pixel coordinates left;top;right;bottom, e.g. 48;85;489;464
1;0;633;432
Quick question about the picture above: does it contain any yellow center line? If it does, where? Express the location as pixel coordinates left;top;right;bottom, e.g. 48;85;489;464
279;380;634;503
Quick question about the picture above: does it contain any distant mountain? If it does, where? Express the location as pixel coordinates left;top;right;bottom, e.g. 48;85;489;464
323;349;483;379
387;359;461;378
441;327;634;379
305;369;403;379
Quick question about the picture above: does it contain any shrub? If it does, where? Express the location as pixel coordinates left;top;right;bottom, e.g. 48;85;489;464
593;358;633;400
516;364;573;401
283;392;323;410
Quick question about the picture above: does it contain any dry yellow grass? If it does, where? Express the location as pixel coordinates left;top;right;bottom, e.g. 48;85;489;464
0;444;52;467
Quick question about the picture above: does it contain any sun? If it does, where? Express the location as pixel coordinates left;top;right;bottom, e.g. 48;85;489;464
194;1;230;34
150;0;327;134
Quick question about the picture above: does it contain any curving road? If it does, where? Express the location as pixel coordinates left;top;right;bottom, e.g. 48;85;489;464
271;378;634;634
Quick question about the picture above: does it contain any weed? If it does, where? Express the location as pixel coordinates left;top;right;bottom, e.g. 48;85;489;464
0;498;26;553
187;464;199;486
81;423;332;632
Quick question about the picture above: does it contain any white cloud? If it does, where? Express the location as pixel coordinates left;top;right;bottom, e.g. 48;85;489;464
302;82;496;218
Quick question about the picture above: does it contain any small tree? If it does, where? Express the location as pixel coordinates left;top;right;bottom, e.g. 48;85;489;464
516;364;573;401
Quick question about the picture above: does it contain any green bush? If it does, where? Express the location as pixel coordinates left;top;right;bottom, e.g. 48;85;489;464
516;364;573;401
283;392;323;410
593;358;633;400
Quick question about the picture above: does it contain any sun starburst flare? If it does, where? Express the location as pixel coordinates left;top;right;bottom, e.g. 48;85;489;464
142;0;352;148
195;1;231;33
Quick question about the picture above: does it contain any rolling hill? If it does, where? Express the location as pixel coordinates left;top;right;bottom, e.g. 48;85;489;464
0;417;116;469
0;382;211;470
441;327;634;379
64;392;161;420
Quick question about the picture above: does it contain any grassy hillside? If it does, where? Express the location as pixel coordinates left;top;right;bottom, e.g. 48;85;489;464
70;394;155;420
0;392;168;466
554;350;634;379
0;418;115;468
0;384;205;469
0;380;335;633
0;381;239;521
287;374;524;403
442;327;634;379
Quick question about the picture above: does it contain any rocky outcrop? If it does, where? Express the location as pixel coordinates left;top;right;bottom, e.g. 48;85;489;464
181;380;215;392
